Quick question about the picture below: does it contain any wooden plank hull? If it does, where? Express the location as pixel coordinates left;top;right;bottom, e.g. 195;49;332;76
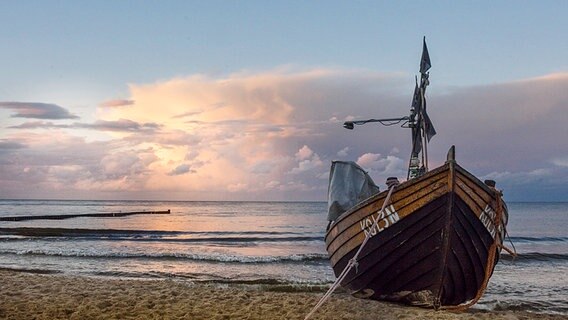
325;160;507;309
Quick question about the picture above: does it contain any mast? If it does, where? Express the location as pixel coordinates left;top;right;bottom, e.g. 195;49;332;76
407;37;435;179
343;38;435;181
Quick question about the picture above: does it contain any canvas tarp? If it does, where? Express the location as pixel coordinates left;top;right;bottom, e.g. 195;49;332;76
327;161;380;222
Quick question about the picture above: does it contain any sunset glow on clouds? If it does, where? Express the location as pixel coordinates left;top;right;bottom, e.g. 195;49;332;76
1;2;567;201
1;70;567;200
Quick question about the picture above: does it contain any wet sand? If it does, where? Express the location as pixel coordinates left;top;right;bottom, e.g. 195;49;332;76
0;269;564;320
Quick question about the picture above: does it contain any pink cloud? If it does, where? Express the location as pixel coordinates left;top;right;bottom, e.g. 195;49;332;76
99;99;135;108
0;102;78;119
2;70;567;201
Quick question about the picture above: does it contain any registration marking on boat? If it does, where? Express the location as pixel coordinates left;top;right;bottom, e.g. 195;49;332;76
359;205;400;238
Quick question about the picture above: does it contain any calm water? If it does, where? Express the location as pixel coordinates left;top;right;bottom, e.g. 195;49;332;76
0;200;566;315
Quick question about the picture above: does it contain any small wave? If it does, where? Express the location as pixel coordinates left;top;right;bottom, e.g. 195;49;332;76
479;300;568;315
100;236;323;243
0;227;321;239
501;252;568;262
0;235;323;244
0;266;61;274
92;270;198;279
0;249;329;263
90;271;334;292
199;278;334;293
0;227;183;237
509;236;568;243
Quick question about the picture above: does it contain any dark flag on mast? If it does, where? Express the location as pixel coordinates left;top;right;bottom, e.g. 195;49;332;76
420;37;431;74
412;37;436;156
411;80;422;156
420;38;436;141
422;99;436;141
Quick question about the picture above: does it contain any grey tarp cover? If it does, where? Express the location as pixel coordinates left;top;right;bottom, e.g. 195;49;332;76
327;161;380;221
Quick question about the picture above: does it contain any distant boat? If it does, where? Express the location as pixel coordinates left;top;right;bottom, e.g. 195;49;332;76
325;38;509;310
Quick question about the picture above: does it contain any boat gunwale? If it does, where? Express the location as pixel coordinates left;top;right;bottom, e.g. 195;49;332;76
325;160;500;267
326;161;496;235
325;173;449;262
325;164;452;261
326;162;451;237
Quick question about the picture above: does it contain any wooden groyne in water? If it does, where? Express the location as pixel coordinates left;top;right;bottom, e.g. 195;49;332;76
0;210;171;222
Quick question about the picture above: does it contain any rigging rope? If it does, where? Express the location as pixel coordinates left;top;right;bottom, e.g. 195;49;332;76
503;222;518;259
304;186;396;320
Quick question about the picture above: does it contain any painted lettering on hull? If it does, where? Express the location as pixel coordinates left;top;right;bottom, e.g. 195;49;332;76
480;205;497;239
359;204;400;238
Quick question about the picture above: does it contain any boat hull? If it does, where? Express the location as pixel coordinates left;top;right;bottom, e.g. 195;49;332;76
325;160;507;308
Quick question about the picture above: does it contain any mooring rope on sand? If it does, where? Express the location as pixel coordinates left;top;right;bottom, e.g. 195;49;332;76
304;186;396;320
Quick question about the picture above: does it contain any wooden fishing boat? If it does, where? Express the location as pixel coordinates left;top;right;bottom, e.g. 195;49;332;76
324;39;508;310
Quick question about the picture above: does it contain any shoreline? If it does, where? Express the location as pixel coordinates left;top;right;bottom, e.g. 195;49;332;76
1;270;565;320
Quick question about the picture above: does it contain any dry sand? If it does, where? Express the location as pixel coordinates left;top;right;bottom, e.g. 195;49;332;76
0;269;565;320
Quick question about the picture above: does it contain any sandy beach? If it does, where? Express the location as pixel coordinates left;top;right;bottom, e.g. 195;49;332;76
0;269;564;320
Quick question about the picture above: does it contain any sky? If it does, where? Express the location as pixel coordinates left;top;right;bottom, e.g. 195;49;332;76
0;1;567;201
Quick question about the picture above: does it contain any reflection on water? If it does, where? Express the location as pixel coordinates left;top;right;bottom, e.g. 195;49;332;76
0;201;331;283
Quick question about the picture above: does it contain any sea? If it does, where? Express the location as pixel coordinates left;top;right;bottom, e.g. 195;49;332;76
0;200;566;316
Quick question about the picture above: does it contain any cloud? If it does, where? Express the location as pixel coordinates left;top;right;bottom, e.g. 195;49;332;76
430;73;568;172
227;183;248;192
356;153;406;177
168;164;193;176
290;145;324;174
265;180;281;189
357;153;382;169
337;147;349;157
99;99;135;108
144;129;201;146
552;156;568;167
0;132;159;197
0;102;79;119
250;160;276;174
296;145;314;160
185;150;199;160
0;140;26;150
8;121;65;129
173;111;202;119
480;167;568;201
79;119;160;132
9;119;160;132
481;168;553;184
1;69;567;201
93;69;399;198
99;151;157;181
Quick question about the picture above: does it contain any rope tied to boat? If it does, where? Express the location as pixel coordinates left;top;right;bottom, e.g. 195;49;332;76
501;220;518;259
304;186;396;320
350;258;359;273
